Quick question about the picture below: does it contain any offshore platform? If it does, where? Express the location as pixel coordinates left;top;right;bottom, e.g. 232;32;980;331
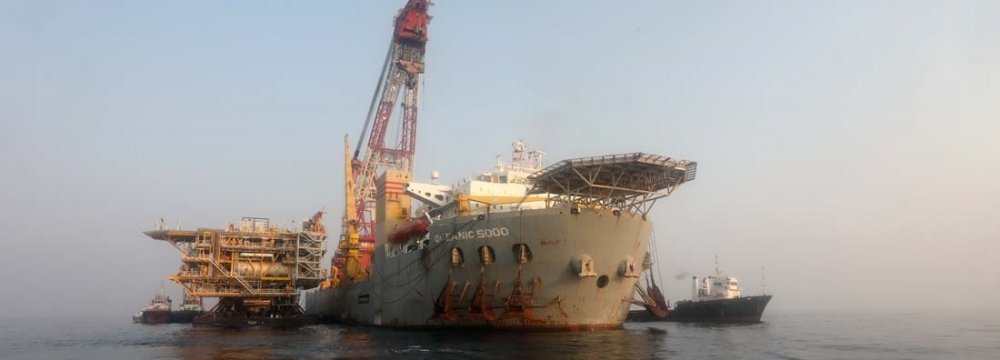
144;213;326;327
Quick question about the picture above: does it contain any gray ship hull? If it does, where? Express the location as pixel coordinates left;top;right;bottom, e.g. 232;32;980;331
303;207;652;330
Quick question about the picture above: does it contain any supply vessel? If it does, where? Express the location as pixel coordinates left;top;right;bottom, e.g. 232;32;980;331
132;290;205;324
301;0;698;330
628;271;772;323
169;294;205;323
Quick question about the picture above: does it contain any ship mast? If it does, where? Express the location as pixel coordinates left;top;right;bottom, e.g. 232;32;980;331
715;254;720;275
342;135;361;281
331;0;431;283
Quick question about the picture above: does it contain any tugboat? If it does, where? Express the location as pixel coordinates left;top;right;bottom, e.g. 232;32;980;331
629;261;772;323
132;284;172;324
169;294;204;323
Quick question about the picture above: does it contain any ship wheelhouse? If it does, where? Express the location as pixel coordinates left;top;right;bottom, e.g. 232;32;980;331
692;274;743;301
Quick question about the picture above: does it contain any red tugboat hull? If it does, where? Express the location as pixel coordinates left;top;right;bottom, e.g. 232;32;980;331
140;310;172;324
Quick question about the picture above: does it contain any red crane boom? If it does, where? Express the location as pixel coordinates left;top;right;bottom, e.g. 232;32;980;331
332;0;431;282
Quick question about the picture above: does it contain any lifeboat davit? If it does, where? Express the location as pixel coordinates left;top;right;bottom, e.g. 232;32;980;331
388;218;431;244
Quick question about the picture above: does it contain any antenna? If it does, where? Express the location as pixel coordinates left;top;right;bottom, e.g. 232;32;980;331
761;265;768;295
714;254;720;275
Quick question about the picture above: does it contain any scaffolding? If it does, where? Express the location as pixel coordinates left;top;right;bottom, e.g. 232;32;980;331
144;212;327;326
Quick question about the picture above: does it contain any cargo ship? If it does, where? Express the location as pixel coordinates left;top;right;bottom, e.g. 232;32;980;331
628;272;772;323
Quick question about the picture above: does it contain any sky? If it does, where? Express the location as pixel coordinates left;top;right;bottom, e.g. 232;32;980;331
1;0;998;318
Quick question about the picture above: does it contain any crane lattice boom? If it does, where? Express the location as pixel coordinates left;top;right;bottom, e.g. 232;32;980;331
332;0;430;282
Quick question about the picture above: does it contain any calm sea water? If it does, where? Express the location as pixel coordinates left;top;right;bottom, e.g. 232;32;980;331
1;311;998;359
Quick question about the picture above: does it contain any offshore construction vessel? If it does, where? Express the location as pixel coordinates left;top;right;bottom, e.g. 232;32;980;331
302;0;698;331
304;145;697;330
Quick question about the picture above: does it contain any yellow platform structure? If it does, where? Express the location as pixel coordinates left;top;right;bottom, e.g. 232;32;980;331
144;214;326;326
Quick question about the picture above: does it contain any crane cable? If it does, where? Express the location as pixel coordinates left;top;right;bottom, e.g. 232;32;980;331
354;41;395;160
650;226;664;286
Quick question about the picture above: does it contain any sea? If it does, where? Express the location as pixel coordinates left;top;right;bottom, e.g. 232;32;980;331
1;311;998;359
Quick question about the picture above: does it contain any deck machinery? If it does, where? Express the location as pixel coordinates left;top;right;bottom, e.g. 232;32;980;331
144;213;327;327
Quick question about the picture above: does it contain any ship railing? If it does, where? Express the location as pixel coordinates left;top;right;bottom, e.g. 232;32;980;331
527;153;697;216
191;291;297;298
176;271;208;278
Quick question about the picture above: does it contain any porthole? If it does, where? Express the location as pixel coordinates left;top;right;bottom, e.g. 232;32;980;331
478;245;495;266
597;275;610;288
512;243;532;264
450;247;464;267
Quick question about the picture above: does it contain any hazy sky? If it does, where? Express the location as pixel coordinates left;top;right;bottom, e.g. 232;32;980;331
1;0;997;318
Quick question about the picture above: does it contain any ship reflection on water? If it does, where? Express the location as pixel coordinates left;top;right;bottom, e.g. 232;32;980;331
7;313;994;359
167;325;666;359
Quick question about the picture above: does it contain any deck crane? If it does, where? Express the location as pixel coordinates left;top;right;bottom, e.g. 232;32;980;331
331;0;431;284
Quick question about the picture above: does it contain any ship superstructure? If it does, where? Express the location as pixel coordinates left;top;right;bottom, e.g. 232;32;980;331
692;273;742;301
401;140;547;228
